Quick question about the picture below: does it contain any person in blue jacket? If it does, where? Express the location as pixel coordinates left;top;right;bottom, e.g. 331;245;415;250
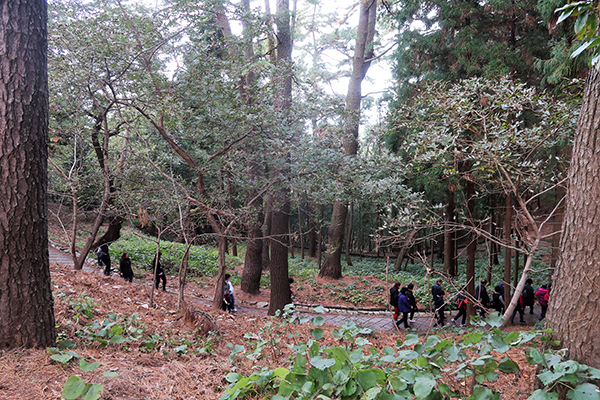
397;287;412;329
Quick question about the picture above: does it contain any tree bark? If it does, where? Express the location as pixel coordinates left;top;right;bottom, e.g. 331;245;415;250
320;0;376;279
268;0;293;316
466;180;476;320
547;67;600;369
0;0;56;348
444;194;455;276
503;194;513;317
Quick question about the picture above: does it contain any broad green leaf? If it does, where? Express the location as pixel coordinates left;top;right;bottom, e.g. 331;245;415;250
81;383;103;400
470;385;497;400
310;328;324;340
567;383;600;400
485;312;504;328
312;306;326;314
312;316;325;326
79;359;100;372
413;375;436;399
397;350;419;360
310;356;336;371
403;334;419;347
423;335;440;349
350;350;364;363
58;340;77;350
526;389;558;400
61;376;86;399
504;331;520;346
497;358;519;373
102;371;118;377
357;370;379;390
51;353;74;364
273;367;290;379
361;386;383;400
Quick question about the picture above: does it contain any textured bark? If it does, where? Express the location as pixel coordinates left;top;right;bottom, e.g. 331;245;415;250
0;0;56;348
267;0;293;316
547;67;600;369
503;195;513;314
394;230;417;271
466;180;476;319
443;195;455;276
241;221;263;295
320;0;376;279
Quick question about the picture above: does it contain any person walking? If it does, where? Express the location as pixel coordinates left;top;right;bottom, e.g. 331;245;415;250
523;278;535;314
396;287;412;329
152;251;166;291
432;279;445;327
492;285;505;314
451;292;467;326
119;252;133;283
223;273;236;312
535;284;550;320
510;290;526;325
475;279;490;317
406;283;418;322
389;283;400;324
97;243;111;276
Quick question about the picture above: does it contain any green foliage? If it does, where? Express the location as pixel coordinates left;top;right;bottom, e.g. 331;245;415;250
75;312;145;347
220;308;588;399
107;229;242;277
47;346;117;400
556;0;600;67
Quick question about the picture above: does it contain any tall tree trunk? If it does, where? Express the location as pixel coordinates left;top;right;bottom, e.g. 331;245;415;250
394;230;418;271
299;203;305;259
268;0;293;316
444;194;455;276
0;0;56;348
504;195;513;314
320;0;376;279
547;67;600;368
307;202;316;258
262;195;272;271
345;203;353;266
241;209;263;295
550;186;565;274
466;180;476;319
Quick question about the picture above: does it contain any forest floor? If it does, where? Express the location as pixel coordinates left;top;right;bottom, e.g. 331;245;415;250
0;208;541;399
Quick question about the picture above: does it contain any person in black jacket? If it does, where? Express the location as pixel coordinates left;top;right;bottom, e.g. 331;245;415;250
475;279;490;317
389;283;401;323
406;283;418;322
152;251;166;291
492;285;505;314
96;243;112;276
119;252;133;283
523;278;535;314
432;279;445;327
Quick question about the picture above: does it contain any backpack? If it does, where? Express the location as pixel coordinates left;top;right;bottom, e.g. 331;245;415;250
543;291;550;302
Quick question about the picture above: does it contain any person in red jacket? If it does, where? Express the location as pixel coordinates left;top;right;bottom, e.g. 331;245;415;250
535;284;550;320
451;292;468;326
510;291;526;325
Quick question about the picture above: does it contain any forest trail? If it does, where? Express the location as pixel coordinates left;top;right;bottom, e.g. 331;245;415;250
47;246;541;333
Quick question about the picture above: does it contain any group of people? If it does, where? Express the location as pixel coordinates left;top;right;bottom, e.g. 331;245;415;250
391;276;552;330
389;282;418;329
95;244;166;290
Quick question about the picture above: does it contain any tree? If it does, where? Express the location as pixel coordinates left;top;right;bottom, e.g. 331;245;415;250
0;0;56;348
320;0;377;279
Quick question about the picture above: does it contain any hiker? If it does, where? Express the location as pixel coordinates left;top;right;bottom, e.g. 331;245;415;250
510;290;526;325
152;251;166;291
396;287;412;329
119;252;133;283
223;274;236;312
535;284;550;320
451;292;467;326
523;278;535;314
96;243;111;276
432;279;445;327
406;283;418;322
475;279;490;317
389;282;401;323
492;284;505;314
